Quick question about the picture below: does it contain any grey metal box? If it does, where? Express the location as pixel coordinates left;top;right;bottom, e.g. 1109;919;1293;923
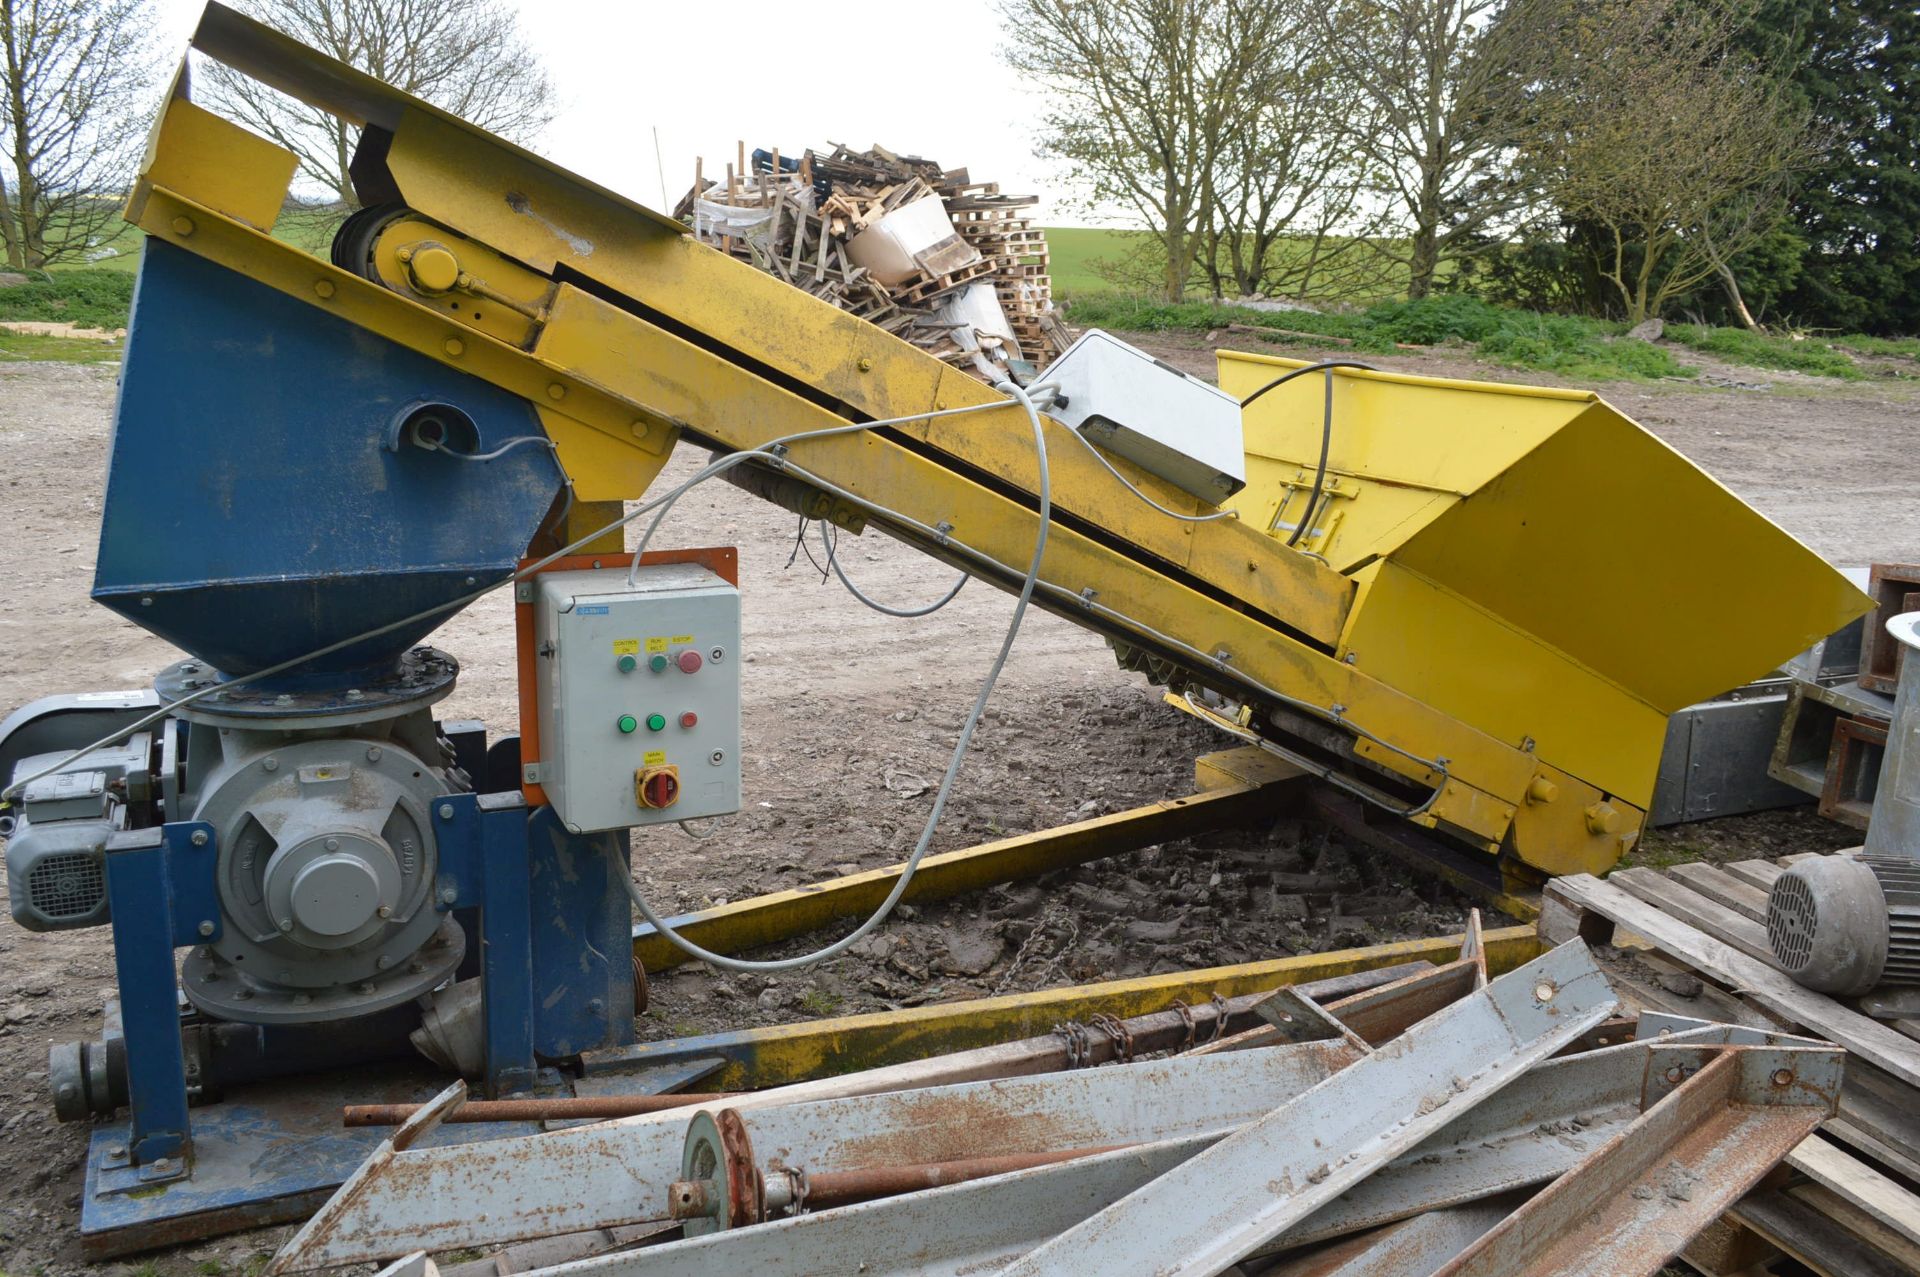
533;565;741;834
1045;329;1246;505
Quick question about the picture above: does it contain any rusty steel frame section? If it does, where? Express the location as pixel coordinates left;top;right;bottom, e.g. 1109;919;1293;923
523;1027;1783;1277
1436;1042;1843;1277
274;1037;1364;1270
992;940;1616;1276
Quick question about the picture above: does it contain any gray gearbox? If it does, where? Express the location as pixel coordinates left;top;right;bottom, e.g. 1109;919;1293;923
180;710;465;1024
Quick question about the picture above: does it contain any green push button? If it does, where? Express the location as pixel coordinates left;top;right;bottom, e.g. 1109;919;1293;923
617;714;638;734
617;654;637;673
645;712;667;732
648;652;670;673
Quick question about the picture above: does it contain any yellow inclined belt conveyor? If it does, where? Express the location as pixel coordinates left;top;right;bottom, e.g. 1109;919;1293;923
130;2;1869;884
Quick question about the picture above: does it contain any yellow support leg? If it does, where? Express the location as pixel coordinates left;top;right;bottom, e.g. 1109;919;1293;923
613;927;1542;1089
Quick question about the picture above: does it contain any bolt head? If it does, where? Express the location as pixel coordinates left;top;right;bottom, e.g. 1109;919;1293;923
367;746;383;762
190;830;209;847
263;757;279;772
108;1145;127;1160
439;886;458;905
377;904;393;919
376;955;393;970
197;920;215;937
277;918;294;932
438;803;455;820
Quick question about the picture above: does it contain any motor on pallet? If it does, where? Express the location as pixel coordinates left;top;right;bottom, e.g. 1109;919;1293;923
1766;613;1920;1009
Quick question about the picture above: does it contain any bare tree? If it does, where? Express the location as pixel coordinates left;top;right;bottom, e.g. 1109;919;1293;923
1510;0;1819;327
1319;0;1536;299
0;0;156;270
996;0;1298;302
203;0;555;207
1197;6;1394;301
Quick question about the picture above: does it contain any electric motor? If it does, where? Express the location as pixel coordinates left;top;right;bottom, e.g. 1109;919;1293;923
1766;854;1920;996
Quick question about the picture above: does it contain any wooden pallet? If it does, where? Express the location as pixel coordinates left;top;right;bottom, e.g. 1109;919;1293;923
1543;856;1920;1276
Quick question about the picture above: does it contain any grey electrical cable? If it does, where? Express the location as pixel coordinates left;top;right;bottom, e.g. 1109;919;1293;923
623;395;1038;588
432;436;558;463
763;451;1449;803
818;521;969;618
612;380;1052;973
1050;413;1240;524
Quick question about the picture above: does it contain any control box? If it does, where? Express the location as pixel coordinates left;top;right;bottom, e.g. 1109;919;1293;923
1045;328;1246;504
532;565;741;834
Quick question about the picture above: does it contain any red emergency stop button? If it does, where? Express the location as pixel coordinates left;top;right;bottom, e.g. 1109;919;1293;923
676;649;703;673
679;711;698;728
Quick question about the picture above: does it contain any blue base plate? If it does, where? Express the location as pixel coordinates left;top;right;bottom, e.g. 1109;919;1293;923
80;1064;543;1260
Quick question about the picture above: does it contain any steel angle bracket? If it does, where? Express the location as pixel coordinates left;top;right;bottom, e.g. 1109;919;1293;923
1260;1023;1785;1255
996;940;1617;1277
1263;1199;1524;1277
1434;1042;1844;1277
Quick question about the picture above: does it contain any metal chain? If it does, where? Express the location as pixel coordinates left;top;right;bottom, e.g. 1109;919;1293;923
1169;999;1199;1051
1051;1021;1093;1070
1207;994;1231;1043
1090;1013;1134;1064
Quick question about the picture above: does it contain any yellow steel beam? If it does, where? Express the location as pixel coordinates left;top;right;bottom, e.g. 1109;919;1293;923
633;758;1305;972
617;927;1542;1089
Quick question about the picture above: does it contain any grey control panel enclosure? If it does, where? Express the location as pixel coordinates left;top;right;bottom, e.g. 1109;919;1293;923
533;565;742;834
1045;328;1247;504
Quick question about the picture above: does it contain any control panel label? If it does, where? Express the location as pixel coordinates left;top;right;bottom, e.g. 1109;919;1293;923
612;638;640;655
669;633;695;645
645;637;669;653
643;750;667;765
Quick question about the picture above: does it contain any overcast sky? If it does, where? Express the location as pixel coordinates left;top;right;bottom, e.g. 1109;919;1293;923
150;0;1094;222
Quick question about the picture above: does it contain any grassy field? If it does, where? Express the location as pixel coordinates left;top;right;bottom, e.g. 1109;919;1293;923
1064;292;1911;384
1;219;1906;384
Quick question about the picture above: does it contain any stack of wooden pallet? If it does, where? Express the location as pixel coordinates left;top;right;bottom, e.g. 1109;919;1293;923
1542;852;1920;1276
946;183;1069;359
675;143;1068;377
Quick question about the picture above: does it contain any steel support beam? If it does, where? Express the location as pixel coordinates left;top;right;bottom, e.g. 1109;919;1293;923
595;927;1539;1090
274;1039;1361;1270
1436;1043;1843;1277
996;940;1615;1276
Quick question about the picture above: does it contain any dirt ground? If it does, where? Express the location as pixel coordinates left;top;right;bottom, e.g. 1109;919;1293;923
0;335;1914;1275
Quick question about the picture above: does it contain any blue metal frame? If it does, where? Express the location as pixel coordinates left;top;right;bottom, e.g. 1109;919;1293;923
101;820;219;1170
100;762;635;1193
430;787;636;1095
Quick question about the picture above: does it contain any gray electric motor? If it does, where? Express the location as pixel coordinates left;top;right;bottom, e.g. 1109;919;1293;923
1766;611;1920;999
1766;854;1920;995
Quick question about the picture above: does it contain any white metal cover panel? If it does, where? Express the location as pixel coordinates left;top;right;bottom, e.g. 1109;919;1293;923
534;565;741;832
1046;328;1246;503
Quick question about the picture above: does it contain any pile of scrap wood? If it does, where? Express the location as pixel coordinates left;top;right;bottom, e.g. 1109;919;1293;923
673;143;1069;381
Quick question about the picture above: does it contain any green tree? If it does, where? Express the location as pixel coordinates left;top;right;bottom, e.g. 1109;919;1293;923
1748;1;1920;334
1507;0;1818;328
995;0;1302;302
